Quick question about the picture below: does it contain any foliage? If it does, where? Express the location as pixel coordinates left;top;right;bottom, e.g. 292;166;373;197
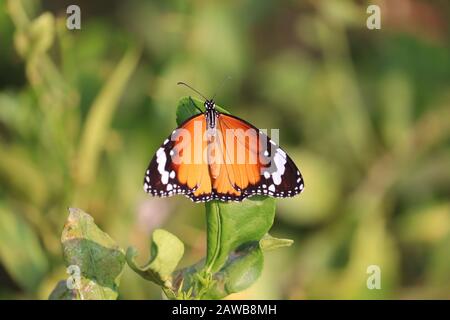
0;0;449;299
49;208;125;300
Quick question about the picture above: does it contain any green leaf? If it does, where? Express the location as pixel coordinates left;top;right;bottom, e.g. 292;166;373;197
176;96;229;126
204;242;264;299
0;206;48;292
205;197;276;273
259;233;294;251
50;208;126;300
126;229;184;288
173;242;264;300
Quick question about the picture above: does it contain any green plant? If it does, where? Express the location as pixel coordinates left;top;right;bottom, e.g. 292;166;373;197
49;208;125;300
4;0;449;301
50;97;293;300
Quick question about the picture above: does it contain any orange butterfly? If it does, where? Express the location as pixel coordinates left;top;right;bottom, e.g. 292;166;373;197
144;84;304;203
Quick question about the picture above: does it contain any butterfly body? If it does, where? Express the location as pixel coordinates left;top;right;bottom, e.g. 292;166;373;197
204;99;219;129
144;98;304;203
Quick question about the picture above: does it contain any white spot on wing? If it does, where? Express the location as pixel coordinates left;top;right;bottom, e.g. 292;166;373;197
156;147;169;184
271;148;287;185
278;149;286;158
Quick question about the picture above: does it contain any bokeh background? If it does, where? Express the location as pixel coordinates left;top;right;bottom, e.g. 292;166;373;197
0;0;449;299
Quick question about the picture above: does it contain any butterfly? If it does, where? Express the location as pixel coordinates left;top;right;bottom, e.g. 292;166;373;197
143;83;304;203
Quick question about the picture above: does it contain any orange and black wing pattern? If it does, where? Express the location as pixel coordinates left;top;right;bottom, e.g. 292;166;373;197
144;111;304;202
144;113;213;202
215;114;304;200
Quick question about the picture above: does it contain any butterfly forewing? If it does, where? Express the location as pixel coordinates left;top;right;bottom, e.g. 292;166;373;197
144;114;212;202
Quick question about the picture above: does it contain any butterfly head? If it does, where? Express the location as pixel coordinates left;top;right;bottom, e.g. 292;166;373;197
204;99;215;111
204;100;218;129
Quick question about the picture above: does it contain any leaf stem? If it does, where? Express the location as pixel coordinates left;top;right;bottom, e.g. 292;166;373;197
205;202;222;274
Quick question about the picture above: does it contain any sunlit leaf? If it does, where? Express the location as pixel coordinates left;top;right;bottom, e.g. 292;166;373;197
126;229;184;288
204;197;275;273
260;234;293;251
49;208;126;300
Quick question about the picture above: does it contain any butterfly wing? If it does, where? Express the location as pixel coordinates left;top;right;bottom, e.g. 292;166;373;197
144;110;304;203
144;113;213;202
215;113;304;200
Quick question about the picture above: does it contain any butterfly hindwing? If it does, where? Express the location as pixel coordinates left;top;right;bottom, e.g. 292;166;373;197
143;134;191;198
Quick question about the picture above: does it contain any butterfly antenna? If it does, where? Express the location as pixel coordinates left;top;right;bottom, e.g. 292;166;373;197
212;76;232;101
177;82;208;101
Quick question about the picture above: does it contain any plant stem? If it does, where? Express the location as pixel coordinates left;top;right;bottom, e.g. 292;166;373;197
205;202;222;274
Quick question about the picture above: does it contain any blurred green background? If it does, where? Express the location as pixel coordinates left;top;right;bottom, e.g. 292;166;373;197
0;0;449;299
